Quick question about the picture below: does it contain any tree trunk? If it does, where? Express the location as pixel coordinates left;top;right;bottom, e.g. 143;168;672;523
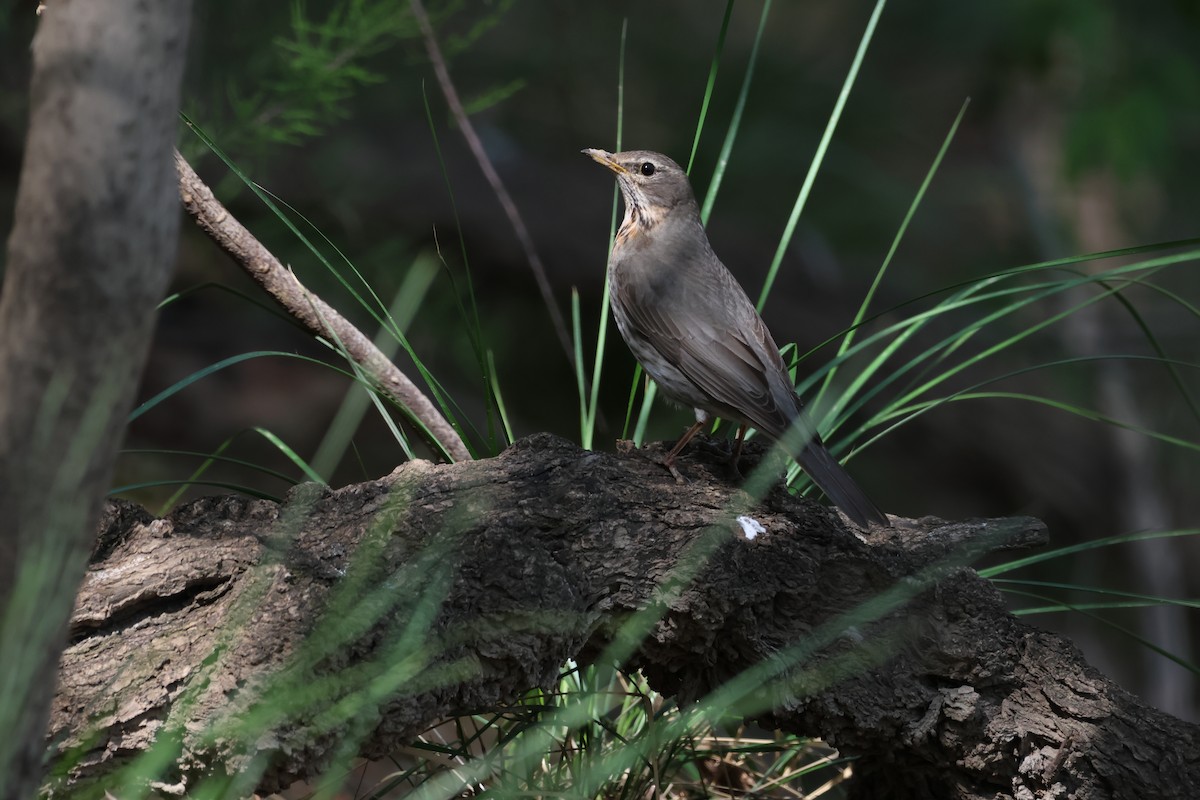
0;3;191;798
48;435;1199;799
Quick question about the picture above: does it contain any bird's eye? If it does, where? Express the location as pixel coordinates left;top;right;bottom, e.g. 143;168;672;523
640;162;656;176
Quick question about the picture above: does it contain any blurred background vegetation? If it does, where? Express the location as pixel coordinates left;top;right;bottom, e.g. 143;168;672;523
2;0;1198;740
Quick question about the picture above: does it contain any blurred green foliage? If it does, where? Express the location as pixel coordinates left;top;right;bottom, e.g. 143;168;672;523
2;0;1198;724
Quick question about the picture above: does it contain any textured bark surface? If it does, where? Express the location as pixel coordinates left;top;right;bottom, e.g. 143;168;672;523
50;435;1199;799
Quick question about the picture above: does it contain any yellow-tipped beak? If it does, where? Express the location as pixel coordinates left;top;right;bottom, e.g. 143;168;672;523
582;148;627;174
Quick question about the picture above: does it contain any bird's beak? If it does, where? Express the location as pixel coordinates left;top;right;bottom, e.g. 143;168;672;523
582;148;627;175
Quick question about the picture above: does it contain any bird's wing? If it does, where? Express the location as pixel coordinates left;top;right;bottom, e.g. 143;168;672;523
674;308;796;436
614;245;888;528
615;249;795;436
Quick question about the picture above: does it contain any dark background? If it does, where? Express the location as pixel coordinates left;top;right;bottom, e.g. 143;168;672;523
3;1;1198;721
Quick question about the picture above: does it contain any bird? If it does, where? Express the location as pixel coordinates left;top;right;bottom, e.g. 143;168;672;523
582;147;888;528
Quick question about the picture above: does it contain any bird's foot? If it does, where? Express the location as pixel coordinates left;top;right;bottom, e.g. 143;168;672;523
696;436;731;459
696;437;744;481
725;457;744;482
619;440;690;483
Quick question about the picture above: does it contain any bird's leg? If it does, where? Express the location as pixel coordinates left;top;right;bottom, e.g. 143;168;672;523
662;418;707;483
728;424;748;478
699;423;747;478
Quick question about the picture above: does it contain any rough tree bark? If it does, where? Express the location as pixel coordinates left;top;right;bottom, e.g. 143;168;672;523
49;435;1199;799
0;3;191;799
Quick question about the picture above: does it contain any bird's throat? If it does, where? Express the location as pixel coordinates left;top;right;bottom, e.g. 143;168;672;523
616;190;666;246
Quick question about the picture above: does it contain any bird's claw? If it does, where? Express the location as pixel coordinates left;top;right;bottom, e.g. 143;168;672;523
696;437;743;480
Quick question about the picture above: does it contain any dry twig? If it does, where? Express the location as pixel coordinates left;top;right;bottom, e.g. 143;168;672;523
175;151;472;463
408;0;575;368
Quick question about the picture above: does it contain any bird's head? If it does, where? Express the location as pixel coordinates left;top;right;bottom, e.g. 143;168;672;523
582;149;698;235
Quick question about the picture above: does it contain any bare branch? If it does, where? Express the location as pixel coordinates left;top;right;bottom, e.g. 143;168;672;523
175;151;472;463
408;0;576;369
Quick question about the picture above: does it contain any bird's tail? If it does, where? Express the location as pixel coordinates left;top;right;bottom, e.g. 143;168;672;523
796;438;889;528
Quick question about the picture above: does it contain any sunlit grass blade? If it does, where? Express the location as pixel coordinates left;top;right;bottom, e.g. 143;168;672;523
997;588;1200;675
580;18;630;451
793;241;1200;436
756;0;889;309
129;351;346;422
814;96;968;416
121;425;322;512
419;86;503;455
120;448;300;486
992;578;1200;612
853;354;1200;459
252;426;325;484
890;391;1200;453
631;384;656;447
181;113;475;458
866;266;1183;417
120;436;298;513
158;281;299;322
685;0;734;175
572;289;591;446
622;363;645;442
1015;600;1180;614
629;375;659;447
791;247;1200;451
700;0;772;224
795;240;1200;404
780;254;1197;490
852;268;1166;430
1091;275;1200;426
310;252;440;479
980;528;1200;578
110;479;281;502
342;351;417;463
486;349;514;446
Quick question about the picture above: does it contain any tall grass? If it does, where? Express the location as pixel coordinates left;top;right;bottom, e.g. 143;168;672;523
54;0;1200;797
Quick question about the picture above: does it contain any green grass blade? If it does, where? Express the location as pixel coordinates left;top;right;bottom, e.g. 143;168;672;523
110;480;282;502
815;97;968;413
486;349;514;446
685;0;734;175
632;380;656;446
756;0;889;309
699;0;772;225
418;87;501;453
181;112;473;457
622;363;645;441
120;448;300;486
812;252;1199;443
980;528;1200;578
853;354;1200;458
252;426;326;484
310;252;439;479
572;288;591;447
795;241;1200;399
996;588;1199;675
129;351;345;422
892;391;1200;453
993;578;1200;611
1091;276;1200;426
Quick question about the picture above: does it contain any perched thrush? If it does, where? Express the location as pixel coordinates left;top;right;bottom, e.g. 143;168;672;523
583;148;887;528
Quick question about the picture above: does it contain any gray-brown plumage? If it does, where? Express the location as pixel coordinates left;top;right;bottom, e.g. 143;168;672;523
583;147;888;528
